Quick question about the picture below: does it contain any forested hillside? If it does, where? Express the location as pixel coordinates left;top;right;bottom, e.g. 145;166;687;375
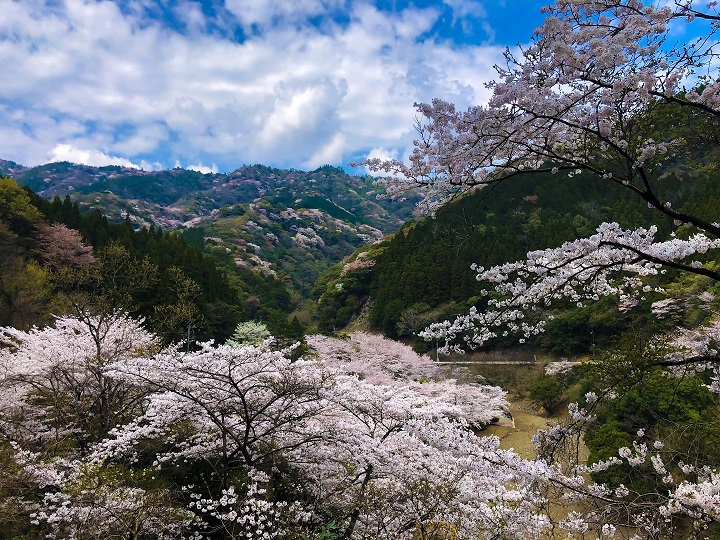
315;165;720;353
0;176;300;343
0;161;418;295
4;1;720;538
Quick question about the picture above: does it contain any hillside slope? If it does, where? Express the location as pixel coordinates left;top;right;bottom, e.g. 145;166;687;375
1;161;417;294
314;167;720;351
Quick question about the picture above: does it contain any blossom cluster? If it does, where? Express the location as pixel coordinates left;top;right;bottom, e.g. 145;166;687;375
3;312;720;537
420;222;720;351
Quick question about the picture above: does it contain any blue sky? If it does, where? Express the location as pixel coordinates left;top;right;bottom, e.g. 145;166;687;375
0;0;550;173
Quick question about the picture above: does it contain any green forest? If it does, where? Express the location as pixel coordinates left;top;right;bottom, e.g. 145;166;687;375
4;146;720;537
315;165;720;353
0;177;302;346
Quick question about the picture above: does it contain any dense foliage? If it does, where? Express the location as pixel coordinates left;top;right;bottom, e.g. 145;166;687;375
0;175;305;344
359;0;720;536
0;161;418;298
315;167;720;352
0;316;543;540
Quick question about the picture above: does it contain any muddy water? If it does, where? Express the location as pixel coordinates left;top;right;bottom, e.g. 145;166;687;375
482;401;554;459
482;400;591;465
482;400;595;539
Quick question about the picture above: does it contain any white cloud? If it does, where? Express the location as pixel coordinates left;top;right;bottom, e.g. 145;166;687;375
304;132;347;169
0;0;514;172
174;1;208;33
187;162;219;174
140;159;163;171
444;0;488;21
224;0;347;30
366;147;398;161
48;144;140;168
361;146;400;175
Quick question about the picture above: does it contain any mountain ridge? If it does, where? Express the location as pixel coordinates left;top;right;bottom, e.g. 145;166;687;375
0;159;419;295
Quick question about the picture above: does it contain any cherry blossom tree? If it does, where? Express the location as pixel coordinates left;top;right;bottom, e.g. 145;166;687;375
307;331;440;384
34;223;96;271
2;315;720;537
305;333;719;538
297;375;550;539
307;331;508;426
0;315;158;451
370;1;720;213
0;314;175;538
98;342;331;476
93;335;565;539
22;456;196;540
366;0;720;355
362;0;720;534
532;345;720;537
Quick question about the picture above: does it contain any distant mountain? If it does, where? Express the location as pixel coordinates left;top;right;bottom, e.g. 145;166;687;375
0;159;27;178
1;161;418;294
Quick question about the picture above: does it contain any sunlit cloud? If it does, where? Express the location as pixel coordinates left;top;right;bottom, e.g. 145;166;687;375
187;162;220;174
0;0;549;172
360;146;400;175
48;144;140;169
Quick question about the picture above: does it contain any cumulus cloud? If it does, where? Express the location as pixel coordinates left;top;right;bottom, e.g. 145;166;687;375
360;146;401;175
187;162;219;174
48;144;140;168
0;0;541;172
